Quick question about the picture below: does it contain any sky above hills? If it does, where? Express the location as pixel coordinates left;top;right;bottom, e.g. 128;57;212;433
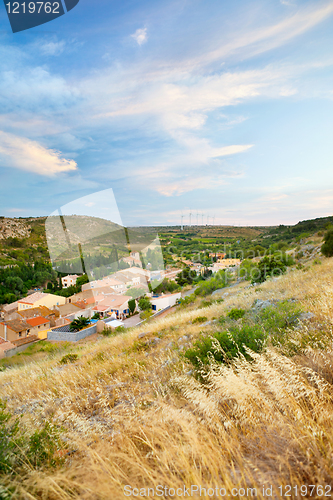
0;0;333;226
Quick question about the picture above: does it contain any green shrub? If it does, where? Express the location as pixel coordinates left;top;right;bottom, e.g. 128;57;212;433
0;399;21;473
184;325;266;371
256;301;303;336
27;422;63;468
101;326;117;337
138;297;152;311
227;308;246;320
59;353;78;364
253;255;286;284
321;229;333;257
140;310;154;320
115;326;126;333
192;316;208;324
178;294;196;307
0;399;64;475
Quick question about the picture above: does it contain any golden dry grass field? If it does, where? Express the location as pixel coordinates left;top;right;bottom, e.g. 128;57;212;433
1;258;333;499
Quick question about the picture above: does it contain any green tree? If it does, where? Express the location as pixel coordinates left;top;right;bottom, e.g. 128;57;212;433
321;230;333;257
4;276;24;293
125;287;146;299
176;267;195;287
69;316;90;332
128;299;136;315
254;255;286;284
76;274;89;290
138;297;152;311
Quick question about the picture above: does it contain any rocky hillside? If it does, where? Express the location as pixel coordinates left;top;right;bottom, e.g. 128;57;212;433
1;249;333;498
0;217;32;240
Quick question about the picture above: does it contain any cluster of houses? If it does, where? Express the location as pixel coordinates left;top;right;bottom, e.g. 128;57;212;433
0;250;241;358
0;260;180;358
182;256;241;275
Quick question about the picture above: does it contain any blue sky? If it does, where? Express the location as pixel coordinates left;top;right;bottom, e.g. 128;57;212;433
1;0;333;226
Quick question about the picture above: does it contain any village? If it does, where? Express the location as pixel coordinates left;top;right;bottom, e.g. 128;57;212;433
0;249;241;358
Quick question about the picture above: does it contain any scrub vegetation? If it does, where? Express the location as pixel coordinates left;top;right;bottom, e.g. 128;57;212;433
1;248;333;498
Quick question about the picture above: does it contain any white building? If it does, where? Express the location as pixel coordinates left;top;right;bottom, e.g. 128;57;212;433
150;292;181;312
61;275;80;288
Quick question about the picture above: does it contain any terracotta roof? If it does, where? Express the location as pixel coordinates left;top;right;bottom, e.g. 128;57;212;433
18;306;54;319
92;305;110;312
26;316;50;328
0;341;16;352
1;319;30;333
2;300;20;313
12;335;38;347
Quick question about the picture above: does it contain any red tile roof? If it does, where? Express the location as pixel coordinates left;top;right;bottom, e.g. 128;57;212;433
26;316;49;328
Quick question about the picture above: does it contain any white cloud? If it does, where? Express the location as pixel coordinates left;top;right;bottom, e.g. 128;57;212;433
40;40;66;56
0;131;78;176
131;28;148;46
211;145;253;157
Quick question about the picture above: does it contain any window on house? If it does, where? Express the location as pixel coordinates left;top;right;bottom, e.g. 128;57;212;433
19;332;22;337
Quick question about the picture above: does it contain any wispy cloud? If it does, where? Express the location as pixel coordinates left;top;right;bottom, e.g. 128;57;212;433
131;28;148;46
0;131;78;176
40;40;66;56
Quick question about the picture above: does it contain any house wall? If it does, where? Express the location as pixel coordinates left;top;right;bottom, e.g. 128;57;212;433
150;293;181;312
27;322;50;339
34;295;66;309
0;323;27;342
18;294;66;311
47;323;97;342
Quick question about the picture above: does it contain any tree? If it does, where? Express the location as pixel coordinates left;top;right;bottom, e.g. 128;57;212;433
4;277;24;293
125;287;146;299
176;267;195;287
321;230;333;257
128;299;136;315
254;255;286;284
76;274;89;290
138;297;152;311
69;316;90;332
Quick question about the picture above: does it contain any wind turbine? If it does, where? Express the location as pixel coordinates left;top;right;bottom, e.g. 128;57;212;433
196;212;199;226
181;212;184;231
189;209;192;227
201;213;204;225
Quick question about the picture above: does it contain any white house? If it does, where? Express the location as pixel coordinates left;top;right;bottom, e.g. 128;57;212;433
61;275;80;288
150;292;181;312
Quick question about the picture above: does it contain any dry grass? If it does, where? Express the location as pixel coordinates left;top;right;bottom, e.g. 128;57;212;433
2;258;333;499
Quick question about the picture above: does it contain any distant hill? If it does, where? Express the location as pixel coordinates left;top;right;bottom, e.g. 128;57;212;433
0;215;332;267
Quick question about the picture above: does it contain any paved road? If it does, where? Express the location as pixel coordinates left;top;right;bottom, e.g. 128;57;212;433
123;315;142;328
181;286;198;298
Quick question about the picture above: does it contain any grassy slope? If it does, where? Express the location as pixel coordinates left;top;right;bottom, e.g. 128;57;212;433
1;253;333;498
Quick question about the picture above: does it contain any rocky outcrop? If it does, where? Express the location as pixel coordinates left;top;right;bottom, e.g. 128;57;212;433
0;218;31;240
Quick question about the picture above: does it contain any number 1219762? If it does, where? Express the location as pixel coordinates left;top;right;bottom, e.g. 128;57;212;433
6;2;60;14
